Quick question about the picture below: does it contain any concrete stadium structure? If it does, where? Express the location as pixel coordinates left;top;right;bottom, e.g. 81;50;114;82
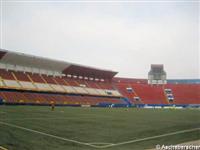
0;49;199;108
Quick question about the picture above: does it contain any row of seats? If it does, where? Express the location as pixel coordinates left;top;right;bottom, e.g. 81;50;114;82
115;83;143;104
115;82;167;104
0;91;125;105
0;69;121;97
0;69;114;89
0;69;15;80
164;84;200;104
114;80;200;105
130;84;168;104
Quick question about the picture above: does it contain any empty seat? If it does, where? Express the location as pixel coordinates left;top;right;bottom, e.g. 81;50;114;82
0;69;15;80
13;71;30;81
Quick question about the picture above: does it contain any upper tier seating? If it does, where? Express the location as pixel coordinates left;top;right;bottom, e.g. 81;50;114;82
0;69;15;80
0;69;121;97
41;75;57;84
27;73;44;83
64;78;79;86
13;71;30;81
85;80;100;89
54;77;67;85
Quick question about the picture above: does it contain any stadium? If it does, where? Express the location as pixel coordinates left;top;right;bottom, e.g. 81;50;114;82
0;49;199;150
0;0;199;149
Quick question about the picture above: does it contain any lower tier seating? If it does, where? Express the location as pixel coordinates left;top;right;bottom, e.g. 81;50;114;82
115;82;168;104
130;84;168;104
115;83;143;104
0;91;125;105
164;84;200;104
115;81;200;105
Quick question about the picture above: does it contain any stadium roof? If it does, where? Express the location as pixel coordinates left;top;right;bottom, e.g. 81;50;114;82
0;49;118;79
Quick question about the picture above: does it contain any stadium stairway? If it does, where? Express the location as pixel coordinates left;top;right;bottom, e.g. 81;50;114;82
121;97;132;107
112;82;144;105
164;84;200;104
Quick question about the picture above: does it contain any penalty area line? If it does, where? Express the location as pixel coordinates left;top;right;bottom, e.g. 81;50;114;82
98;127;200;148
89;142;114;145
88;142;114;147
0;117;71;121
0;121;199;149
0;121;100;148
0;146;8;150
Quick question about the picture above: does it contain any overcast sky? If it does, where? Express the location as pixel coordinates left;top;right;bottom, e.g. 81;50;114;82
0;0;199;79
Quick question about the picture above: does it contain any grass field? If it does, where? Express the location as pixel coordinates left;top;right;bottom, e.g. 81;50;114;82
0;106;199;150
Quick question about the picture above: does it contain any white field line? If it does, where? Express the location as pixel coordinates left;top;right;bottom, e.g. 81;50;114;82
98;127;200;148
0;146;8;150
0;121;199;149
0;117;71;121
88;142;114;146
89;142;113;145
0;121;100;148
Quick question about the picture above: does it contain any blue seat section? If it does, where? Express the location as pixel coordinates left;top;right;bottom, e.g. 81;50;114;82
167;79;200;84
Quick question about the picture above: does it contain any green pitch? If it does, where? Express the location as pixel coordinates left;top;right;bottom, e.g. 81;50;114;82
0;106;199;150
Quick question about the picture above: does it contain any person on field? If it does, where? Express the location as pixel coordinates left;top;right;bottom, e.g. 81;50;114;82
50;101;55;111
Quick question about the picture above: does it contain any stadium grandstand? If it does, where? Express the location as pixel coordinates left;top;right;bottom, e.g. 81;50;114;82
0;49;125;107
0;49;199;108
1;1;199;149
0;49;199;150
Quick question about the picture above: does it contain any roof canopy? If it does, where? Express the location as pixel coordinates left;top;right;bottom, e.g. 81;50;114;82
0;49;118;79
63;65;117;79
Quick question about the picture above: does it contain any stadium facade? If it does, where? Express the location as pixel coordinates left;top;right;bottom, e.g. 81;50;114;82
0;49;199;108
